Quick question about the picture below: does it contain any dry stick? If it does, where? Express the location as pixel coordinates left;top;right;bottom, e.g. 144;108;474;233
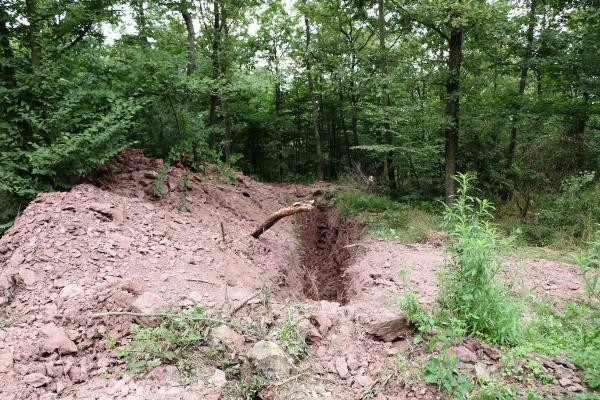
360;373;393;400
186;278;218;285
229;291;261;316
269;371;311;388
251;200;314;239
220;221;226;243
89;311;237;327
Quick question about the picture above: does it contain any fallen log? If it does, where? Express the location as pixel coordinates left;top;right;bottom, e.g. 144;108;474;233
251;200;314;238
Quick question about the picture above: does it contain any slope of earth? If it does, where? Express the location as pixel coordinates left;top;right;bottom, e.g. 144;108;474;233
0;150;592;400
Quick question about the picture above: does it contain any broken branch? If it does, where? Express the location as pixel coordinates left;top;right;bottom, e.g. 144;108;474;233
251;200;314;238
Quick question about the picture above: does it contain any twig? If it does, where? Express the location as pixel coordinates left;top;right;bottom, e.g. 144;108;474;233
269;371;311;388
229;291;260;316
90;311;237;327
361;373;393;399
186;278;218;285
220;222;226;243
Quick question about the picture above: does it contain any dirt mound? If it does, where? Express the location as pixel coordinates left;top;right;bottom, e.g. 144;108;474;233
0;150;591;400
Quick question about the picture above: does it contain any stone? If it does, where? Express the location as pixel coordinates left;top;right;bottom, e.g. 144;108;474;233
18;268;37;286
354;375;374;388
40;323;78;355
211;325;245;352
480;344;501;361
0;352;14;372
208;369;227;388
132;292;167;313
310;313;333;336
24;372;51;387
449;346;478;364
366;315;412;342
59;284;84;300
559;377;572;387
247;340;292;379
120;280;142;294
474;363;489;379
335;357;350;379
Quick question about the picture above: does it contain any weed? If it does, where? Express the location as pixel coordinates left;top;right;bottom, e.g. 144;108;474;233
573;230;600;301
274;309;308;361
153;164;169;198
422;353;472;399
179;171;194;190
439;173;522;345
176;193;192;213
115;306;209;375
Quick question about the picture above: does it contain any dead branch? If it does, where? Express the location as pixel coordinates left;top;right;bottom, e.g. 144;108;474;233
229;291;261;316
251;200;314;238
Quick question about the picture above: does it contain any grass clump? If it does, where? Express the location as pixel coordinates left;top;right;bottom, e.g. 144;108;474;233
115;306;211;375
438;173;522;345
274;308;308;361
325;190;440;243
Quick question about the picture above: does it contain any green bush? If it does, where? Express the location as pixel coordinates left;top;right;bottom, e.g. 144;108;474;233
439;173;522;345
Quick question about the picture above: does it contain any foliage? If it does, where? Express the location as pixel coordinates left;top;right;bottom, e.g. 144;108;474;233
422;353;472;399
439;173;522;345
573;230;600;301
327;190;440;243
115;307;209;375
273;309;308;361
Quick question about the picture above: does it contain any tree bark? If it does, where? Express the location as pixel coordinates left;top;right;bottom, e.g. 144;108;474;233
507;0;537;168
378;0;393;188
0;6;16;89
25;0;40;69
208;0;220;149
303;2;324;181
181;9;196;76
220;3;231;164
251;201;314;238
274;55;284;181
444;26;463;204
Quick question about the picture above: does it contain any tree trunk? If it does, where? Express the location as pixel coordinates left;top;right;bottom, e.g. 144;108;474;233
181;9;196;76
132;0;148;47
507;0;537;168
25;0;40;69
275;58;284;182
444;26;463;204
378;0;394;189
209;0;220;150
303;2;324;181
220;4;231;164
338;79;352;167
0;6;16;89
350;54;359;148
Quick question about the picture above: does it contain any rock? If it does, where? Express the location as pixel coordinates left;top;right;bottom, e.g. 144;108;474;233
567;383;584;393
335;357;350;379
132;292;167;313
354;375;374;388
0;352;14;372
18;268;37;286
310;313;333;336
449;346;478;364
120;280;142;294
59;284;84;300
480;343;501;361
425;231;450;247
211;325;245;351
559;377;572;387
208;369;227;388
366;315;412;342
247;340;292;379
474;363;489;379
40;323;78;355
24;372;51;387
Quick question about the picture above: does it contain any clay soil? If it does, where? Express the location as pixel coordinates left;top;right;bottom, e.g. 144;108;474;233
0;150;592;400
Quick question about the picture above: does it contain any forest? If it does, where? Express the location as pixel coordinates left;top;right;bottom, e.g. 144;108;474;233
1;0;598;239
0;1;600;399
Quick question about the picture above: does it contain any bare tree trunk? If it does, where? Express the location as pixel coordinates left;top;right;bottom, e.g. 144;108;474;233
507;0;537;168
181;9;196;76
378;0;393;188
338;79;352;167
220;3;231;164
25;0;40;69
209;0;220;150
0;6;16;89
303;2;324;181
251;201;314;238
274;56;284;181
444;26;463;204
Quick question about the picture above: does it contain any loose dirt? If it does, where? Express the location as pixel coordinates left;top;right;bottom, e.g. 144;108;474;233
0;150;591;400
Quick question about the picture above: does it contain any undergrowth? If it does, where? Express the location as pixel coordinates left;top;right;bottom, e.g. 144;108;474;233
324;190;440;243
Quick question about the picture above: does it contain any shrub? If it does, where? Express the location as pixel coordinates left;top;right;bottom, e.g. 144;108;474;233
438;173;522;345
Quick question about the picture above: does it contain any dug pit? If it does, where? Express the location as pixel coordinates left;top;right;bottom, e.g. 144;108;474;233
295;199;361;304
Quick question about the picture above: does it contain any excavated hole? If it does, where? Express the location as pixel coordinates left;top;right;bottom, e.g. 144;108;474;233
296;198;361;304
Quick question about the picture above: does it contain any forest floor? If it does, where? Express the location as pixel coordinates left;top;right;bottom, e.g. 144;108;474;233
0;150;594;400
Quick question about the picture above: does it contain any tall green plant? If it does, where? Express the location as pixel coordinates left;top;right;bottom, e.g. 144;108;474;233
439;173;522;345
